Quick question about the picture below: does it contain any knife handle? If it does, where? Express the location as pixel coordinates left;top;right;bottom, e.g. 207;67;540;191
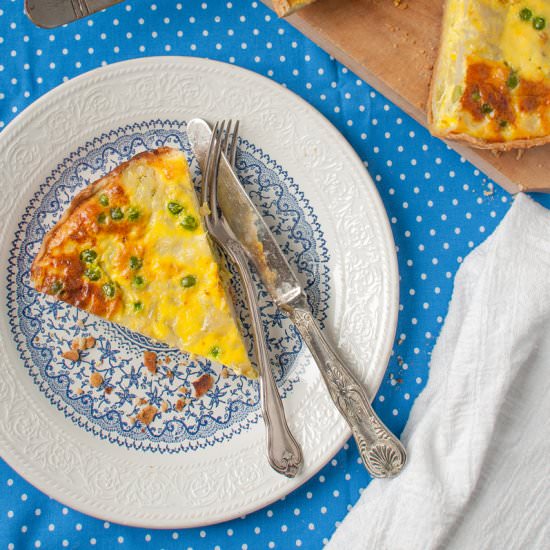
288;298;406;478
227;241;303;478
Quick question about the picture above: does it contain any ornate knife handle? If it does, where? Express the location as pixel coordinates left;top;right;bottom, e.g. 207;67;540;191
288;297;406;478
226;241;303;478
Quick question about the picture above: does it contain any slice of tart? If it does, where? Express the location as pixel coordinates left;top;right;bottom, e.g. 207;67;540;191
272;0;317;17
31;147;256;379
429;0;550;150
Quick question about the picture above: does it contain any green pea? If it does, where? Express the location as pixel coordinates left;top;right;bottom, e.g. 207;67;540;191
533;16;546;30
471;90;481;102
102;282;116;298
97;212;107;224
133;301;144;312
80;249;97;263
167;201;184;215
99;194;109;207
129;256;143;270
50;281;63;295
84;266;102;281
507;72;519;89
127;206;140;221
180;215;198;231
180;275;197;288
110;207;124;221
499;120;509;128
481;103;493;115
209;345;221;359
519;8;532;21
132;275;146;288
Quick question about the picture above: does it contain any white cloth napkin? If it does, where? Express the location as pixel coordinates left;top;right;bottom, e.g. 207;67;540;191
328;193;550;550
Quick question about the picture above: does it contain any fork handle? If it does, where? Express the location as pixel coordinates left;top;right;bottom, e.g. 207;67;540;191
287;295;406;478
226;241;303;478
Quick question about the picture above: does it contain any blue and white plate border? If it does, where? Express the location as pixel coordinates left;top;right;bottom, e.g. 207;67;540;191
0;57;398;528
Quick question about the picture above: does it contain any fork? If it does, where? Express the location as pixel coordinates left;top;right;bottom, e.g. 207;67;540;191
202;120;303;478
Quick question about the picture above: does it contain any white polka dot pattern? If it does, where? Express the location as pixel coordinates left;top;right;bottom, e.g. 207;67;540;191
0;0;540;548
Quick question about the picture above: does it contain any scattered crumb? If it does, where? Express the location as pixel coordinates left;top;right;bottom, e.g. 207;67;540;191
199;202;211;216
192;373;214;398
143;351;157;374
129;416;136;425
89;372;103;388
175;399;185;412
104;386;113;395
84;336;96;349
71;337;86;350
166;369;174;380
71;336;96;351
136;405;158;426
397;337;405;346
178;386;190;395
75;387;84;395
221;368;229;379
134;397;147;406
397;356;404;367
76;320;85;328
483;184;494;197
516;149;525;161
62;349;80;362
165;356;172;364
161;401;169;413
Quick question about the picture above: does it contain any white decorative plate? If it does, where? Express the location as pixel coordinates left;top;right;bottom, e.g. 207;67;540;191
0;57;398;528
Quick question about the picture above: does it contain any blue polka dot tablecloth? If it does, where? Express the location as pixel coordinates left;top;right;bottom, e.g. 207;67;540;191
2;1;548;549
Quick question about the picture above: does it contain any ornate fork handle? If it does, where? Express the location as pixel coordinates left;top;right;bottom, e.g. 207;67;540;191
287;295;406;478
225;240;303;478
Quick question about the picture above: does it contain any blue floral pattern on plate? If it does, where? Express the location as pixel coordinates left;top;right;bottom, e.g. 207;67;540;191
7;120;330;454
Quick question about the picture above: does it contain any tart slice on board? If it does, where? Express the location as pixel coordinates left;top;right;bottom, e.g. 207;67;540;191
429;0;550;150
31;147;256;379
272;0;318;17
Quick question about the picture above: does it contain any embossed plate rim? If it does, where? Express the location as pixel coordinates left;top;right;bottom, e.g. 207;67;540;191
0;57;399;528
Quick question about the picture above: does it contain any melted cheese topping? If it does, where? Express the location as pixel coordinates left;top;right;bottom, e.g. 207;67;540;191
31;147;256;379
431;0;550;144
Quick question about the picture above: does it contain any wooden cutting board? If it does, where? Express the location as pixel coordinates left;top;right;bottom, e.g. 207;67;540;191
264;0;550;193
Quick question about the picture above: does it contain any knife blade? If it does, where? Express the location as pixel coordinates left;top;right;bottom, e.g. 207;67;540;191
188;119;303;307
187;118;407;478
25;0;123;28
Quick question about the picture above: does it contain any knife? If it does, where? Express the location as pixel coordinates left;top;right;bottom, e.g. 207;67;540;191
188;118;407;478
25;0;123;28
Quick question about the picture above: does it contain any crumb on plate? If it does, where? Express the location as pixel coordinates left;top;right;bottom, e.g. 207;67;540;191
175;399;185;412
62;349;80;362
192;373;214;398
143;350;157;374
136;405;158;426
89;372;103;388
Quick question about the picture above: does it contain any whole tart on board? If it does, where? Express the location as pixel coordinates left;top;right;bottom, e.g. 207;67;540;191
428;0;550;151
31;147;256;379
